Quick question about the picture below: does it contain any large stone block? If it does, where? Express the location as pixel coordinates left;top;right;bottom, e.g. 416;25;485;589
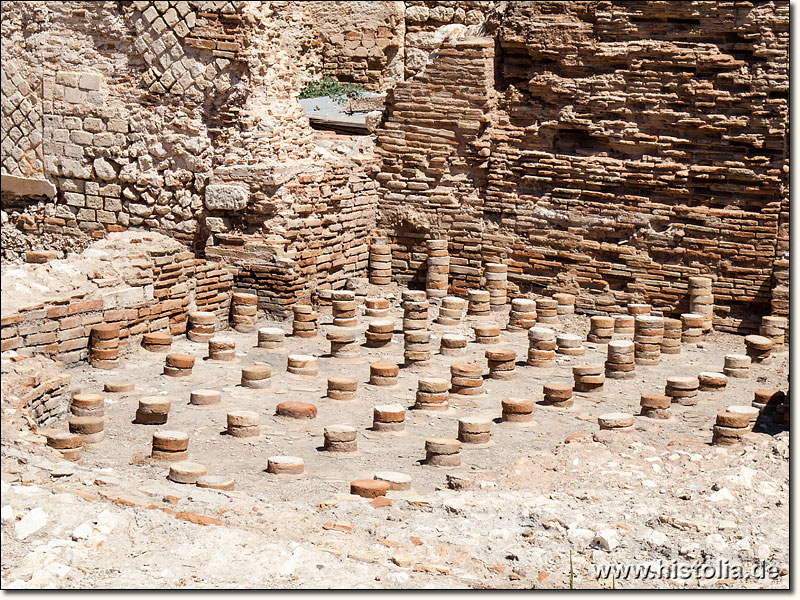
204;184;248;211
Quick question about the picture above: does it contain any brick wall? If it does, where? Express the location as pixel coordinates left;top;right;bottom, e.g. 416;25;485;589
204;161;379;315
374;1;789;333
0;241;233;364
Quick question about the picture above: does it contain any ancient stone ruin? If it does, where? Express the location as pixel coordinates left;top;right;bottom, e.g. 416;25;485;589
1;0;788;590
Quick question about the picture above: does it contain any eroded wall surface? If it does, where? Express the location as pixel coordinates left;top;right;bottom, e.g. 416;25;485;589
1;1;789;332
1;1;378;312
375;1;789;332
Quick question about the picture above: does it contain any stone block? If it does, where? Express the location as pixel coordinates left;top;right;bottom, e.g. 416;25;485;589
205;184;248;211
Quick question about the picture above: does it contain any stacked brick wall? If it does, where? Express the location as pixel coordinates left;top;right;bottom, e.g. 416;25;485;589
375;1;789;333
0;241;233;364
1;357;72;426
205;162;379;315
374;38;495;291
403;1;492;78
320;28;402;92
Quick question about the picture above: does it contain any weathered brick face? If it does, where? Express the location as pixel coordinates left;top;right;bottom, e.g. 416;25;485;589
375;1;788;333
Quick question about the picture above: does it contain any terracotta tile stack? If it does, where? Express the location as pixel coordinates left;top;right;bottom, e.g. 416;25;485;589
598;413;635;432
331;291;358;328
627;303;651;316
365;319;394;348
697;371;727;391
681;313;706;344
369;241;392;285
70;392;104;418
639;394;671;419
726;405;759;430
527;326;556;368
227;411;260;437
458;417;492;444
542;382;573;408
267;456;304;475
473;323;500;344
141;331;172;353
572;363;605;392
373;403;405;432
189;389;221;406
467;289;491;318
364;297;390;319
327;327;361;358
324;425;357;453
45;431;83;461
104;380;134;394
168;462;207;484
256;327;285;351
507;298;537;331
151;430;189;460
483;263;508;311
712;411;750;446
588;316;614;344
436;296;466;326
535;297;559;325
760;315;788;351
424;438;461;467
688;276;714;332
404;329;431;366
556;333;585;356
402;292;429;332
415;377;449;410
230;292;258;333
439;333;467;356
292;304;318;338
374;472;411;491
287;354;318;376
752;388;785;418
605;340;635;379
665;375;699;406
369;362;399;387
486;348;516;380
613;315;635;339
554;293;576;316
351;479;389;498
69;414;105;444
135;397;169;425
426;239;449;298
89;324;119;369
723;353;751;378
164;353;194;377
208;338;236;361
450;363;484;396
276;401;317;419
501;397;534;422
187;311;215;343
745;335;774;363
634;315;664;365
241;364;271;389
661;318;682;355
327;376;358;400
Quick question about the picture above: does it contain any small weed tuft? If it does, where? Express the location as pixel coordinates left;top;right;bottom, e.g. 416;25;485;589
299;77;366;104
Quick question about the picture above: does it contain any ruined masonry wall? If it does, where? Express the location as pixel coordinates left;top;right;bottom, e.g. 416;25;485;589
0;244;233;365
375;1;789;333
204;162;379;315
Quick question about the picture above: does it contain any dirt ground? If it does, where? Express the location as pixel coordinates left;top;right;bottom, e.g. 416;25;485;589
0;285;790;589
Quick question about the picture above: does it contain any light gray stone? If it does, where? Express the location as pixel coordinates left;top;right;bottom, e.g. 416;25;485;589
205;184;248;210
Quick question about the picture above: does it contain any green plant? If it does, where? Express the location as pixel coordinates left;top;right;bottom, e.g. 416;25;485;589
569;550;574;589
298;77;366;103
